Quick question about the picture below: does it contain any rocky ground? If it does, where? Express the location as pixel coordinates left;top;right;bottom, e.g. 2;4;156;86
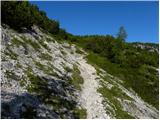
1;24;159;119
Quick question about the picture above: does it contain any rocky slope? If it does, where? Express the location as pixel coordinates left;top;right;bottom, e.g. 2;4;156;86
132;42;159;53
1;25;159;119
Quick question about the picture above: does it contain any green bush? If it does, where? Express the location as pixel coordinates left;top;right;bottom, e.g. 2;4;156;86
2;1;59;34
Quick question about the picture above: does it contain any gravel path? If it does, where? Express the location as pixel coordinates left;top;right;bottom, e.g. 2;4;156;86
77;58;110;119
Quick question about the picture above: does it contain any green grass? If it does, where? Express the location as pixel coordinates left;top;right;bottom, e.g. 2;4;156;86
65;35;158;109
86;52;159;109
73;107;87;119
71;51;74;54
64;66;73;73
12;37;41;52
34;61;46;70
14;36;54;54
75;47;84;54
34;61;59;77
25;67;48;94
46;37;55;42
61;50;67;56
94;68;134;118
20;37;41;51
5;46;18;60
25;66;86;118
19;79;26;87
27;39;41;51
98;85;134;119
69;65;84;90
16;62;22;68
12;37;25;47
39;52;52;61
27;74;47;94
39;40;51;51
5;69;26;87
5;70;16;80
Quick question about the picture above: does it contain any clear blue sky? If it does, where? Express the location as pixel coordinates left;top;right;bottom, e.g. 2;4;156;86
30;1;158;43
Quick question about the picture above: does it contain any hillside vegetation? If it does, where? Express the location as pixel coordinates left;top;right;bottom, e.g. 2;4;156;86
2;1;59;33
68;35;159;109
1;1;159;119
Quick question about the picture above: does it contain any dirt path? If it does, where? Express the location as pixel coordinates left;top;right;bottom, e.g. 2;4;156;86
77;58;110;119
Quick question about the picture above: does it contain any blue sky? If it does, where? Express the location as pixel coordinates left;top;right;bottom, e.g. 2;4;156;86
30;1;158;43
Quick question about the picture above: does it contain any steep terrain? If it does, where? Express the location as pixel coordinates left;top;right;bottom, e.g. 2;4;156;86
1;25;159;119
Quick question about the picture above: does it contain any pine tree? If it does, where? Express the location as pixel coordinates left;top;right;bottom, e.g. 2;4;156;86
117;26;127;42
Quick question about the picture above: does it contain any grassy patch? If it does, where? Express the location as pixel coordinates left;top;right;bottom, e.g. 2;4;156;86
69;65;83;90
12;37;51;55
46;62;64;78
39;52;52;61
19;79;26;87
61;50;67;56
75;47;84;54
34;61;58;77
25;66;86;118
5;70;17;80
46;37;55;43
71;51;74;54
21;37;41;51
98;86;134;119
27;39;41;51
27;74;47;94
94;69;134;118
16;62;22;68
5;46;18;60
34;61;46;71
87;52;159;109
64;66;73;73
73;107;87;119
24;67;48;94
39;40;51;51
12;37;25;47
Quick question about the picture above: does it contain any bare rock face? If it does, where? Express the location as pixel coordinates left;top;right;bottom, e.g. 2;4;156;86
1;25;158;119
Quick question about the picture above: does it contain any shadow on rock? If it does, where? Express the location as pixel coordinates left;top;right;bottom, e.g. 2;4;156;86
1;91;60;119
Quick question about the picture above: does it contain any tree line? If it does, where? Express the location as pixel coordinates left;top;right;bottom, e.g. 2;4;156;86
2;1;59;34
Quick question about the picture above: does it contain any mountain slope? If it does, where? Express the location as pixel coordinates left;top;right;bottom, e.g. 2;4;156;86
1;25;158;119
